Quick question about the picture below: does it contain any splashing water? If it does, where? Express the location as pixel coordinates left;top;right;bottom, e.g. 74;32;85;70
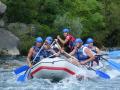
0;50;120;90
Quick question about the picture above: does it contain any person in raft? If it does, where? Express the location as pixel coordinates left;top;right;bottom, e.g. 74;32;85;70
42;36;60;58
57;28;75;53
27;36;60;67
86;38;100;54
68;38;95;66
27;37;44;67
85;38;101;65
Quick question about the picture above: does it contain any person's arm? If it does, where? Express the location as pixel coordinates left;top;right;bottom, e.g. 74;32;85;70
57;35;69;45
27;48;33;67
80;48;95;65
59;47;76;58
95;47;100;54
61;48;80;66
69;47;77;56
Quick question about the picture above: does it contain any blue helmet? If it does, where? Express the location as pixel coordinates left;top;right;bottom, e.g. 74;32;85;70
46;36;53;42
36;37;43;43
86;38;94;44
63;28;69;33
45;36;53;45
46;40;52;45
75;38;83;43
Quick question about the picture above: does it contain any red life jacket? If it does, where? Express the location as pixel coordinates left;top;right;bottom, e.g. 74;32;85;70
65;34;75;51
67;34;75;42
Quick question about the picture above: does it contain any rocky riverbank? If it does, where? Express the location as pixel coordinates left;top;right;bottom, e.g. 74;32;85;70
0;28;20;55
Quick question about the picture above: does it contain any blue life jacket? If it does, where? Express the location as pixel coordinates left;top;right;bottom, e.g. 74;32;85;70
88;47;100;66
88;46;100;61
31;46;44;62
42;49;53;58
75;47;89;62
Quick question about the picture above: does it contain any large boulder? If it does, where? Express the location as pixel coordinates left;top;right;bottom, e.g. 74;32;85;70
0;1;7;14
7;23;31;36
0;28;20;55
7;23;36;37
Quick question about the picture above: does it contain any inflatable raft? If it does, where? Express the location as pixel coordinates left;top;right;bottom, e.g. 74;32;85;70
26;57;104;81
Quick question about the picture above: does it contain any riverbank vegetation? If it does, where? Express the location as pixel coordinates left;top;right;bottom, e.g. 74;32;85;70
1;0;120;55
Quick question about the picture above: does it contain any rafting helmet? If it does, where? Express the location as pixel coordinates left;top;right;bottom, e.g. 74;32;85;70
86;38;94;44
36;37;43;43
46;36;53;42
63;28;69;33
45;36;53;45
75;38;83;43
46;40;52;45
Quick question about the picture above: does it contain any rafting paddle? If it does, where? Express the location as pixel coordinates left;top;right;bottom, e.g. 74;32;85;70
100;56;120;72
64;51;110;79
14;42;46;75
14;65;29;75
17;41;57;81
17;71;27;81
17;53;59;82
86;66;110;79
17;43;46;81
55;42;110;79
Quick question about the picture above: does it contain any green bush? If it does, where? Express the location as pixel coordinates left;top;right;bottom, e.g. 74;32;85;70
18;35;35;55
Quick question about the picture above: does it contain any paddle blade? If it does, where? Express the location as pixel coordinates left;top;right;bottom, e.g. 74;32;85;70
17;74;26;82
14;65;29;75
95;70;110;79
108;60;120;71
17;68;31;82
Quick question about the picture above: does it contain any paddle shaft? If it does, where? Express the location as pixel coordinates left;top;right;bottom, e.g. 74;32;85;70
62;50;110;79
55;42;108;68
50;41;56;47
16;41;57;81
32;43;46;62
33;41;56;62
26;52;60;80
100;56;108;61
14;43;46;75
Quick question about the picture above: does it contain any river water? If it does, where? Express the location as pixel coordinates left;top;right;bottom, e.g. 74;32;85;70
0;50;120;90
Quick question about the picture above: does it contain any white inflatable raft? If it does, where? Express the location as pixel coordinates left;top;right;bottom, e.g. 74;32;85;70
26;57;104;80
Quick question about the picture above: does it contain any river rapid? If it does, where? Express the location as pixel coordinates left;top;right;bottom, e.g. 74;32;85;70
0;50;120;90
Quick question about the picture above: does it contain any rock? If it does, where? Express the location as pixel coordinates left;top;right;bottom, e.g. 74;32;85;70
7;23;29;35
0;1;7;14
7;23;36;37
0;28;20;55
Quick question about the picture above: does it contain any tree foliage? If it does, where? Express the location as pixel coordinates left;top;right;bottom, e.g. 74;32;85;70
2;0;120;54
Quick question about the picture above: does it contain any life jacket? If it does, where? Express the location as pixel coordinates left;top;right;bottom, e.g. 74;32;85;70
42;49;54;58
65;34;75;51
75;46;89;62
31;46;44;63
88;46;100;66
